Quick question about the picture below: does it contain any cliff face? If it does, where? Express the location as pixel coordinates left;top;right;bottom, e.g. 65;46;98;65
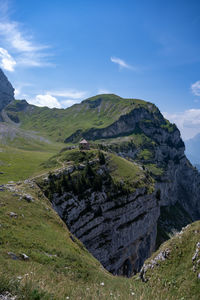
0;69;14;114
40;157;159;277
65;105;164;142
52;187;159;276
37;96;200;277
66;104;200;221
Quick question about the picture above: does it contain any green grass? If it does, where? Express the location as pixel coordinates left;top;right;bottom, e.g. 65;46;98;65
59;148;99;164
0;185;199;299
41;148;155;194
140;221;200;300
137;149;153;161
5;94;161;142
0;144;63;184
145;164;164;176
161;119;177;133
109;153;154;193
0;186;142;299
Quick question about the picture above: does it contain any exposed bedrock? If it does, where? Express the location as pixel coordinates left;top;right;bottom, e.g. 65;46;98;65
58;102;199;276
65;107;164;142
51;187;160;277
0;69;14;114
66;104;200;220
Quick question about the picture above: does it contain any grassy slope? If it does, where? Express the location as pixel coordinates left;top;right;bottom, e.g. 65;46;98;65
0;141;64;184
140;221;200;300
0;183;199;300
5;95;158;142
41;149;154;193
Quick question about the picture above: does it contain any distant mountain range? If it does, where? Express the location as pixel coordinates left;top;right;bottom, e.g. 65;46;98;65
185;133;200;168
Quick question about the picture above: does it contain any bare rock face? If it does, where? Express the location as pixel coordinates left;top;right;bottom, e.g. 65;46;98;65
51;185;160;277
0;68;14;113
41;98;200;277
72;106;200;221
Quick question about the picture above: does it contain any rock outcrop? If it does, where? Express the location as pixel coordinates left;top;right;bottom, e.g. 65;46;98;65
38;95;200;277
69;103;200;220
49;176;160;277
0;69;14;114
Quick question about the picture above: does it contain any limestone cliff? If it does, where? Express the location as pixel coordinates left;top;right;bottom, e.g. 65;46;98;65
66;101;200;221
36;95;200;277
38;154;159;277
0;69;14;115
53;187;159;276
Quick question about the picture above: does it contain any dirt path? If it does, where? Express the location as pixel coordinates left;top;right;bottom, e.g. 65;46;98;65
29;158;70;181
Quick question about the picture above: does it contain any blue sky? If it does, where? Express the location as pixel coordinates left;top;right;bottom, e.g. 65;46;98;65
0;0;200;140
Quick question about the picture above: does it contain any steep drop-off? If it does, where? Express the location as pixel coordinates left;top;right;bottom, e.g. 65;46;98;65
37;97;200;277
0;68;14;119
37;150;158;276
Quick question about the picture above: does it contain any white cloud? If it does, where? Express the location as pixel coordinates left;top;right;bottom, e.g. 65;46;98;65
0;47;16;71
47;90;87;99
28;94;61;109
163;109;200;140
111;56;134;70
191;80;200;96
14;88;20;97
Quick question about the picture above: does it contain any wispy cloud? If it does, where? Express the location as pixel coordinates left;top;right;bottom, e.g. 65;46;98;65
191;80;200;96
0;47;16;71
47;89;87;99
97;89;111;94
111;56;134;70
0;22;48;53
164;109;200;140
59;99;78;107
0;1;51;71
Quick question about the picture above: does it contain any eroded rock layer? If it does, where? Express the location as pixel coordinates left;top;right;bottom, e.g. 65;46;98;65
0;69;14;114
51;181;159;276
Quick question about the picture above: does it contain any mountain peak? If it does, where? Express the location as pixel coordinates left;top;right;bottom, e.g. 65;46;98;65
0;68;15;113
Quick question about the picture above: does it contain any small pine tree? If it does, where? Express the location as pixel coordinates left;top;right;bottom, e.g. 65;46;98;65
98;151;106;165
56;180;62;196
93;174;102;191
61;174;68;191
84;162;94;177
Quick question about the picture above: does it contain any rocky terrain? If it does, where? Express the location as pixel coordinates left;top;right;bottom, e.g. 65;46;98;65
0;69;14;117
37;150;158;276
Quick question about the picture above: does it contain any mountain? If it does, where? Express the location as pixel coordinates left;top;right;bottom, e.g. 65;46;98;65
4;95;169;142
0;69;200;299
185;133;200;165
0;69;14;118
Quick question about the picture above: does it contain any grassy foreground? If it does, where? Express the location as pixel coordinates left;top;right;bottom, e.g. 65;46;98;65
0;177;199;299
0;142;64;184
0;144;199;299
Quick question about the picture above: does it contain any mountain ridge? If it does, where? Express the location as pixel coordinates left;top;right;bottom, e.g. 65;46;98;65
4;94;166;143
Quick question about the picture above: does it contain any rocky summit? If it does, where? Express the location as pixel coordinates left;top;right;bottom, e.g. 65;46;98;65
0;69;14;114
